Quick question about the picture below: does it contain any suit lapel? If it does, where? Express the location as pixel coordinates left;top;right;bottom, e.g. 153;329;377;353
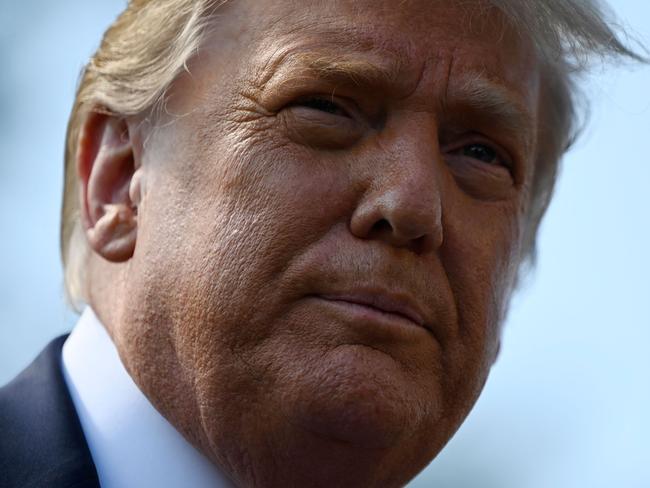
0;336;100;488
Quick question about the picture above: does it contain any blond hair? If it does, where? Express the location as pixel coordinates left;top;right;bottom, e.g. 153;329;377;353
62;0;225;306
61;0;644;307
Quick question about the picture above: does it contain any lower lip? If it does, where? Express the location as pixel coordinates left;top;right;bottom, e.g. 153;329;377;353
311;296;427;338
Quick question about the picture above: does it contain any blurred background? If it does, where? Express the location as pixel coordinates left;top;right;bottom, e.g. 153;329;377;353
0;1;648;487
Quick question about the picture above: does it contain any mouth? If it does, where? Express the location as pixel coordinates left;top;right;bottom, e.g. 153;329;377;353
316;291;427;331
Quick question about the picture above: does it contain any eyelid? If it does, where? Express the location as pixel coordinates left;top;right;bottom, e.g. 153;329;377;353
287;93;360;118
279;94;365;150
288;95;352;117
442;134;514;171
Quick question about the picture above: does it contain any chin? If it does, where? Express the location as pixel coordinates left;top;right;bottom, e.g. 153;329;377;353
274;369;444;488
197;342;450;488
286;344;439;450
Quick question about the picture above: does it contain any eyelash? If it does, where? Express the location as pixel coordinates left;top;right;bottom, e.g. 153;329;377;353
292;96;350;117
453;142;511;169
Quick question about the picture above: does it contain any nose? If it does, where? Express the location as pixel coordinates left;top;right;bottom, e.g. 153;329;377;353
349;123;444;254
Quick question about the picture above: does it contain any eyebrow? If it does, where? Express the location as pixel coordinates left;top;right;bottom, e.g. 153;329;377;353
296;52;401;87
445;74;536;140
258;49;406;96
259;49;536;146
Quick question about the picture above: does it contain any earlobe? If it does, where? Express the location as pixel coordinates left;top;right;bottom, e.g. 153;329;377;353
77;112;140;262
86;203;138;262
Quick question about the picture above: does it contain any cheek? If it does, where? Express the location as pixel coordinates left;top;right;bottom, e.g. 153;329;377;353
437;195;523;403
446;198;522;328
130;125;363;372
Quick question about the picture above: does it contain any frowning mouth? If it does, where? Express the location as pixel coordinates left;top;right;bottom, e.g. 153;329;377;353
316;291;427;330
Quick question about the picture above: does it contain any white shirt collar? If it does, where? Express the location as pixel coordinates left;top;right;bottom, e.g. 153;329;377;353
61;307;235;488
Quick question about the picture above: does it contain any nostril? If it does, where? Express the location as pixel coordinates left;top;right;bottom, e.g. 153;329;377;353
367;217;440;254
370;219;393;236
349;190;443;253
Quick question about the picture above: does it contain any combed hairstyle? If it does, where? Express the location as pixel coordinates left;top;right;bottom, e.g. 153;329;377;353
61;0;645;308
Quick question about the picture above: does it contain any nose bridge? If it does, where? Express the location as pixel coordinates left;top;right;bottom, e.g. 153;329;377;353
381;117;442;215
380;113;442;193
350;114;445;253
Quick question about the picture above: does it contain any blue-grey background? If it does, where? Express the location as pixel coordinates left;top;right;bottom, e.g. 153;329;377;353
1;2;648;487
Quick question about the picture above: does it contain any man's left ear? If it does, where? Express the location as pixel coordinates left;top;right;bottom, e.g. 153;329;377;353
77;112;143;263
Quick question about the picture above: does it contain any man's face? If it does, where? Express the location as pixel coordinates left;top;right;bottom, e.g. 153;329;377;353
116;0;540;485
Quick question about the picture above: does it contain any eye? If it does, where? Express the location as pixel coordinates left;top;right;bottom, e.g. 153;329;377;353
280;95;362;150
442;136;517;200
461;143;507;167
292;97;350;117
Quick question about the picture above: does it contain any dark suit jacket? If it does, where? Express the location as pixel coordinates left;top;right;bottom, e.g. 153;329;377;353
0;336;100;488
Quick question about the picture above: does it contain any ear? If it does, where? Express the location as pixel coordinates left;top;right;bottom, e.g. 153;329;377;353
77;112;143;262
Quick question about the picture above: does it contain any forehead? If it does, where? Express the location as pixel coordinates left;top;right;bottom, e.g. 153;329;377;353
199;0;540;110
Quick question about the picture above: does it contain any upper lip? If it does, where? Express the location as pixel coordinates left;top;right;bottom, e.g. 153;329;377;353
318;289;428;329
